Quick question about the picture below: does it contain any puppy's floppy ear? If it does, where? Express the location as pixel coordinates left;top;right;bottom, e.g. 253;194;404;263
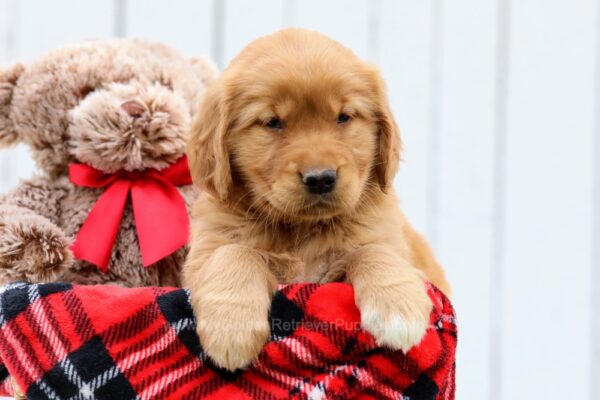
0;63;25;147
372;70;402;192
186;81;233;202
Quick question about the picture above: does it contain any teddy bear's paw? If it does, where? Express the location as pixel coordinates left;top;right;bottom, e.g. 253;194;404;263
355;277;432;353
0;213;71;283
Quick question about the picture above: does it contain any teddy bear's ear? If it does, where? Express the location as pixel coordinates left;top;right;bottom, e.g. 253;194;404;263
189;57;219;87
0;63;25;147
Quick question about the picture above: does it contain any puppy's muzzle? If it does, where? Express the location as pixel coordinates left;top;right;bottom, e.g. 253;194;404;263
301;169;337;194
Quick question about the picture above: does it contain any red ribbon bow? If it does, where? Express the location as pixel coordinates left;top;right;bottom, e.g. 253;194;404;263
69;156;193;272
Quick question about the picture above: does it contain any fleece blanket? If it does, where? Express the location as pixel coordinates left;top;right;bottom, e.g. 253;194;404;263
0;282;456;399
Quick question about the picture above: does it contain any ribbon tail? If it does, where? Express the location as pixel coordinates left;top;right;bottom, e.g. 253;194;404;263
131;177;190;267
71;180;131;271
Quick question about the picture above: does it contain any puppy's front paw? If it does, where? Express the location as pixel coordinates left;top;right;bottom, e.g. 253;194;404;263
198;312;269;371
192;290;271;371
11;376;26;400
355;277;432;353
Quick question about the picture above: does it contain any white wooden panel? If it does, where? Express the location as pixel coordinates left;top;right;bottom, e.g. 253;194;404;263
0;0;38;194
0;0;15;194
0;0;114;194
0;2;597;397
425;0;443;247
593;129;600;394
0;0;7;63
14;0;115;61
0;0;36;195
502;0;595;398
378;1;433;236
0;144;34;193
222;0;285;65
0;0;8;194
293;0;370;61
593;1;600;392
592;2;600;396
282;0;296;27
125;0;213;59
436;1;498;399
489;2;510;399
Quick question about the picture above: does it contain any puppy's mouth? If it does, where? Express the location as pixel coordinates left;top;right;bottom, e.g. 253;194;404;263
304;194;337;210
266;192;342;221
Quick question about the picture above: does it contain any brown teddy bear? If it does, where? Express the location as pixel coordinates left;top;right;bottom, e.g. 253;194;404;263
0;38;216;288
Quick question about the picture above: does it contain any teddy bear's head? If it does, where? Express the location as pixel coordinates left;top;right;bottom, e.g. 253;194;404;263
0;39;216;176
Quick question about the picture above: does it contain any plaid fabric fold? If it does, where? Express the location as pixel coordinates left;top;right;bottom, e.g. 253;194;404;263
0;282;456;399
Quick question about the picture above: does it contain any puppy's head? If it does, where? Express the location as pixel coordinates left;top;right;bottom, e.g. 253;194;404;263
188;28;400;221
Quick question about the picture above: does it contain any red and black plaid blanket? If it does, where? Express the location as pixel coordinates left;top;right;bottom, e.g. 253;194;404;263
0;282;456;399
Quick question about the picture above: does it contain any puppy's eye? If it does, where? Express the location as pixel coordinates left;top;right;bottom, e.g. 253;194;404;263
264;117;283;132
337;112;352;124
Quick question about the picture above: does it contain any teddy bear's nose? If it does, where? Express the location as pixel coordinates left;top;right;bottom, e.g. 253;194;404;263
120;100;145;118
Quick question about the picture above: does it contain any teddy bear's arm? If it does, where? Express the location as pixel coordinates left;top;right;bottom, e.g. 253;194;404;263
0;178;72;284
1;176;68;225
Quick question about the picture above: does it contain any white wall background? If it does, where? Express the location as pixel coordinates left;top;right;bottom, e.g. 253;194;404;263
0;1;598;399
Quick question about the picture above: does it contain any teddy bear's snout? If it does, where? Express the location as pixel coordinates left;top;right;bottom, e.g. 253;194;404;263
67;81;191;173
120;100;146;119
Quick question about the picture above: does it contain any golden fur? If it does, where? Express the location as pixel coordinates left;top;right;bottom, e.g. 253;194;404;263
184;28;450;371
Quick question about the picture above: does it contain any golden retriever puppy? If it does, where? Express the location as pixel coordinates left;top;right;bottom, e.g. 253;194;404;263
184;28;450;371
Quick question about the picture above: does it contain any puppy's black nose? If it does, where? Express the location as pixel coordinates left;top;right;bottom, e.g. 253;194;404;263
301;169;337;194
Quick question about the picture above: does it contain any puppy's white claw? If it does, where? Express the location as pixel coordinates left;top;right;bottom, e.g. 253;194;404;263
360;309;429;353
